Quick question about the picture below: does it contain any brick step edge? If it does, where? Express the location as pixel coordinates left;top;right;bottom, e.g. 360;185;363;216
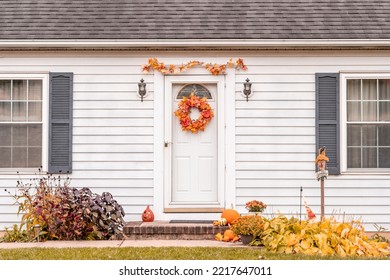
124;222;229;240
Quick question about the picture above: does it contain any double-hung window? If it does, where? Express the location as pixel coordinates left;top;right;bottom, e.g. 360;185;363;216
344;77;390;171
0;75;47;170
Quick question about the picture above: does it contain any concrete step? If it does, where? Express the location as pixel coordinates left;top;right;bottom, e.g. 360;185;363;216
124;221;228;240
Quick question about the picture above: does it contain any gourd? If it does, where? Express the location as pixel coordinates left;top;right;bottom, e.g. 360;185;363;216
221;209;240;224
213;218;228;226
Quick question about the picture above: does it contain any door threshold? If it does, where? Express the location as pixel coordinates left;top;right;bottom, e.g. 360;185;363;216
169;220;213;223
164;207;224;213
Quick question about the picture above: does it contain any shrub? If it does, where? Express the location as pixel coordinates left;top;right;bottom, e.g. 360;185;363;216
230;215;265;236
4;171;125;241
254;215;390;257
0;224;30;243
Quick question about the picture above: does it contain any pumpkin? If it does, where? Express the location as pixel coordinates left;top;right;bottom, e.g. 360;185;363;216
223;235;231;242
221;209;240;224
223;229;237;241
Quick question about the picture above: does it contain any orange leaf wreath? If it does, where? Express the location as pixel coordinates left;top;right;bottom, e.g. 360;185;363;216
174;93;214;133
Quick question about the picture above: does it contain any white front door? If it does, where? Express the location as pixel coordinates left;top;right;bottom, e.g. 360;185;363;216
164;75;225;211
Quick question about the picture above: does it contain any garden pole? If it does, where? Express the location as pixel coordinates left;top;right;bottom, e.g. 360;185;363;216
315;146;328;221
320;178;325;220
300;186;303;222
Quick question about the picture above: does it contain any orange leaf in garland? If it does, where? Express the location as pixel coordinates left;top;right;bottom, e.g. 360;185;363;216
174;92;214;133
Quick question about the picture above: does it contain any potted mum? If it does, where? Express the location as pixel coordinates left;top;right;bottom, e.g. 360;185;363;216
230;215;265;245
246;200;267;214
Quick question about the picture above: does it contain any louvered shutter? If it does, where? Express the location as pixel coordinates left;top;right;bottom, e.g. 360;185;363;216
315;73;340;175
48;73;73;173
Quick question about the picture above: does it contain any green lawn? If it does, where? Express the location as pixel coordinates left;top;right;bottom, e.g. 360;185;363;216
0;247;389;260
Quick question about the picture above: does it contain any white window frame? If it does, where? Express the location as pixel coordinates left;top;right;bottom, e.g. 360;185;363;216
0;73;49;173
341;73;390;174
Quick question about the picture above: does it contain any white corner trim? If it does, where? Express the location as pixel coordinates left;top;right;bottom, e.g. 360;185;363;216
153;72;165;220
224;68;236;209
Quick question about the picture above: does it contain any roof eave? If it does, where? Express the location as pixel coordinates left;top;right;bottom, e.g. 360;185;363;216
1;39;390;49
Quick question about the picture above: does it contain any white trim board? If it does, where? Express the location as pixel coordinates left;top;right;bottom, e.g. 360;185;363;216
2;39;390;48
153;71;236;220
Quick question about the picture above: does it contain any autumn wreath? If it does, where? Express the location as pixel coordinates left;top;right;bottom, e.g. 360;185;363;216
174;93;214;133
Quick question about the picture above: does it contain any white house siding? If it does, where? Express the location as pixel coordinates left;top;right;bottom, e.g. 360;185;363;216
0;55;154;228
235;54;390;231
0;51;389;231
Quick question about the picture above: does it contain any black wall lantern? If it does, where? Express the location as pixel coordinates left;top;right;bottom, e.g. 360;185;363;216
243;78;252;102
138;78;147;102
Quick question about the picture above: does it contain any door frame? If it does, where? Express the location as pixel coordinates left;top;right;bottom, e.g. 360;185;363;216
153;67;236;221
163;75;225;212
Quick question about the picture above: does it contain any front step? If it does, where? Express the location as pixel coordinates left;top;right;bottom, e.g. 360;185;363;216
124;221;228;240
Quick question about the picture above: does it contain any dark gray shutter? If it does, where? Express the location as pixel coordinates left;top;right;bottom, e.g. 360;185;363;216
315;73;340;175
49;72;73;174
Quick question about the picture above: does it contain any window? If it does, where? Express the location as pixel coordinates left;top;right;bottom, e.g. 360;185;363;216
0;79;43;168
346;78;390;169
177;84;212;99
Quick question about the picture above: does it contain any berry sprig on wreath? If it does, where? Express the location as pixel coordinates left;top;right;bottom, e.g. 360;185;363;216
174;92;214;133
142;58;247;75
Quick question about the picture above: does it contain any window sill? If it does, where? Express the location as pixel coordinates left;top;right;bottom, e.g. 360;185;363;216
0;168;46;176
338;169;390;178
343;168;390;174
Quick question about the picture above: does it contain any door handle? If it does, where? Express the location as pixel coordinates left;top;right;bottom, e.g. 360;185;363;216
164;141;172;147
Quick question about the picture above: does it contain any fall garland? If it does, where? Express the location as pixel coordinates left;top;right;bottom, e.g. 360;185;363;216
143;58;247;75
174;93;214;133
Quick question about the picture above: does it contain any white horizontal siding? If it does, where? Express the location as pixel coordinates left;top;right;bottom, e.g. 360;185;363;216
1;53;390;232
0;56;155;229
236;55;390;231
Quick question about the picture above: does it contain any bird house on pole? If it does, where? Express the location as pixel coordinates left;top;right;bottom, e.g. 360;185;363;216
315;147;329;180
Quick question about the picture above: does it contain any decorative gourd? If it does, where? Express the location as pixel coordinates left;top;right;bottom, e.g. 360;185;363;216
142;205;154;222
215;233;223;241
213;218;228;226
221;209;240;224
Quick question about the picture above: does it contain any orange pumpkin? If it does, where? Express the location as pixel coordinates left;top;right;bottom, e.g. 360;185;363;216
221;209;240;224
223;229;236;240
222;235;231;242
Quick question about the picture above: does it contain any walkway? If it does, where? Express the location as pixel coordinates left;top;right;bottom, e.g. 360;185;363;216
0;239;245;249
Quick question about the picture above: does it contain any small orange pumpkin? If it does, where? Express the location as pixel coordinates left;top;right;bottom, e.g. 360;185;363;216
223;235;231;242
221;209;240;224
223;229;236;240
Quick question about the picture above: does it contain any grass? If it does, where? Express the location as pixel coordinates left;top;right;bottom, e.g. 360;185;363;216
0;247;389;260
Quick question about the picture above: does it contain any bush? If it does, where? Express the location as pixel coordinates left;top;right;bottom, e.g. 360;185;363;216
3;171;125;241
252;215;389;257
0;224;30;243
230;215;265;236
